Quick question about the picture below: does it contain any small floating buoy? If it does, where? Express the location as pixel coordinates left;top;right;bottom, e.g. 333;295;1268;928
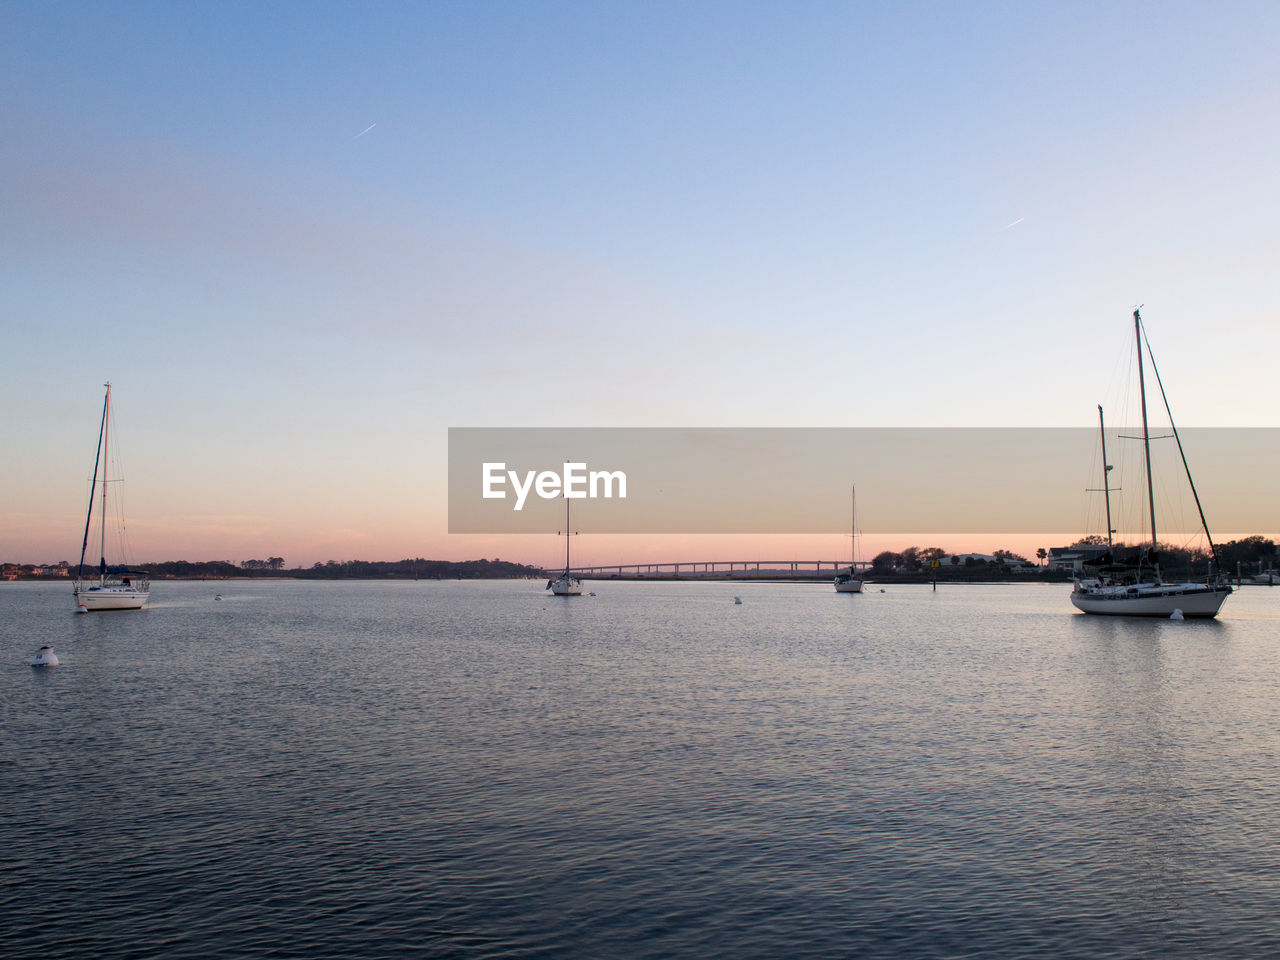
215;594;223;600
1170;608;1184;620
880;589;886;593
734;596;742;604
75;604;88;614
31;645;59;667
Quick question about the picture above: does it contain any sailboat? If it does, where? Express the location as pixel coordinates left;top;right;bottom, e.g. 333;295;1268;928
73;383;150;612
834;485;863;593
1070;310;1231;618
546;495;582;596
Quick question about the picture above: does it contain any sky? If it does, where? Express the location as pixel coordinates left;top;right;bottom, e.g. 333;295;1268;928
2;1;1278;568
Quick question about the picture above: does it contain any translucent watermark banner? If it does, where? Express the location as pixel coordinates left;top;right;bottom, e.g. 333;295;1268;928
448;427;1279;535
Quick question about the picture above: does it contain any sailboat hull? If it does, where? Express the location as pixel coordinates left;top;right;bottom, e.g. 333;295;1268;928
74;582;150;611
549;577;582;596
834;577;863;593
1070;583;1230;618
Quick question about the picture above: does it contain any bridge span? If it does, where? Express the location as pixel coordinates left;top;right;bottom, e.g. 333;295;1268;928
556;560;871;582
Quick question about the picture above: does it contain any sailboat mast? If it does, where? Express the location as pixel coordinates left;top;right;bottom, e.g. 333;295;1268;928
77;386;109;580
1134;310;1158;574
564;495;570;574
100;382;111;582
851;485;856;565
1097;405;1114;549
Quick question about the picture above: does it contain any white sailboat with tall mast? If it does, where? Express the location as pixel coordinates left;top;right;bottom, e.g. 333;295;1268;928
546;494;582;596
73;383;150;612
834;485;863;593
1070;310;1231;618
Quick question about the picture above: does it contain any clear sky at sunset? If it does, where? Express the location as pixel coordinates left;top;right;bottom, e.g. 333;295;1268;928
3;2;1277;568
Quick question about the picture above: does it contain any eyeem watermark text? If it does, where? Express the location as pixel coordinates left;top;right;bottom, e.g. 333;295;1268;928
482;461;628;511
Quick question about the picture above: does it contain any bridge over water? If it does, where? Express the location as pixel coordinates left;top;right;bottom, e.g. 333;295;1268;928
556;560;872;582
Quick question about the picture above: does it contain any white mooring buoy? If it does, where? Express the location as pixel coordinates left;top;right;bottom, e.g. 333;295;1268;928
1170;608;1184;620
31;645;59;667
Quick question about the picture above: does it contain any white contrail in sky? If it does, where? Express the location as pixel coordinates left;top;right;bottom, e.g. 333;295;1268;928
1002;217;1025;229
353;122;377;140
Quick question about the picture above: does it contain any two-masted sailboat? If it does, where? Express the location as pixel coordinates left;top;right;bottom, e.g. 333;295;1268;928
1070;311;1231;618
73;383;150;612
546;495;582;596
834;485;863;593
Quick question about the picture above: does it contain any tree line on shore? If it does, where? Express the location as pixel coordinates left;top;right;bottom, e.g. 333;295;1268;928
3;557;546;580
157;558;548;579
870;536;1277;579
870;546;1027;574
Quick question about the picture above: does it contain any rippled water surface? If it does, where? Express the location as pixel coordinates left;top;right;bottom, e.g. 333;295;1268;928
4;580;1280;958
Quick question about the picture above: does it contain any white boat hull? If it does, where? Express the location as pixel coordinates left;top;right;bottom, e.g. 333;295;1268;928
548;577;582;596
75;582;150;611
834;577;863;593
1070;582;1230;618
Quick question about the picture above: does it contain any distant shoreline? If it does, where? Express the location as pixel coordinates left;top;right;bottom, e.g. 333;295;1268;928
3;573;1075;585
6;571;1267;586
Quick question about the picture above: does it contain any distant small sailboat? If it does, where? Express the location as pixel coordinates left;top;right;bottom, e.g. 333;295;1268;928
73;383;150;612
834;485;864;593
31;645;59;667
1070;310;1231;618
546;495;582;596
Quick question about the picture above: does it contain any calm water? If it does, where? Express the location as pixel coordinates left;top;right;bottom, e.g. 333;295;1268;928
3;579;1280;958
